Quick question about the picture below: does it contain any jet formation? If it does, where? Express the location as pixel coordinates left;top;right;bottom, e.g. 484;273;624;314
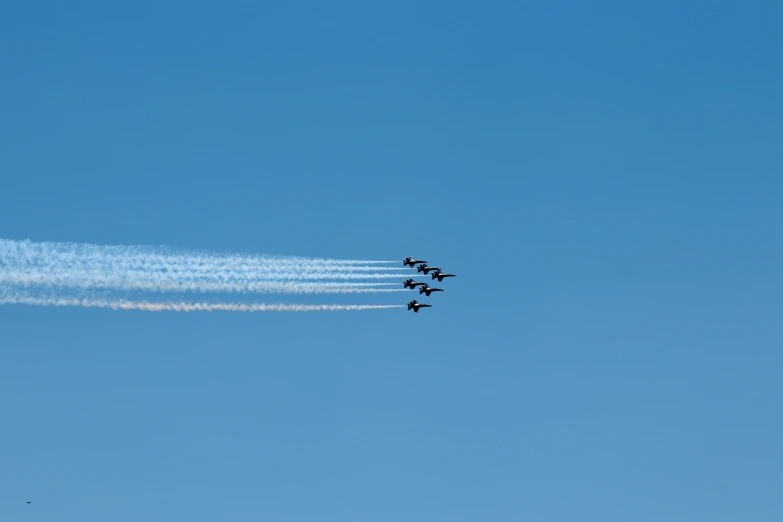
402;256;456;313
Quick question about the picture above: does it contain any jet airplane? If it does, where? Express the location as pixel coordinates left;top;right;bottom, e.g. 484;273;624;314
417;264;441;275
431;269;457;282
419;284;444;297
407;300;432;313
403;257;428;267
403;278;428;289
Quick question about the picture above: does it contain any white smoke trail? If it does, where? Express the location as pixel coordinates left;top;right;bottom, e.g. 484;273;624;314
0;239;412;312
0;269;413;289
0;239;401;272
0;275;405;294
0;268;415;281
0;294;403;312
0;238;413;294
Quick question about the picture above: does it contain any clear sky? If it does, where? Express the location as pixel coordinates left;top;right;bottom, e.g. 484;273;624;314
1;1;782;521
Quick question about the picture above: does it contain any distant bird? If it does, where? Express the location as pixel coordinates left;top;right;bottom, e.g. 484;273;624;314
26;501;31;504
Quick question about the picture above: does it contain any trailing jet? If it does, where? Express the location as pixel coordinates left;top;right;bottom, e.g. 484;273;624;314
417;264;441;275
403;257;428;267
403;278;428;289
407;300;432;313
431;269;456;282
419;284;444;297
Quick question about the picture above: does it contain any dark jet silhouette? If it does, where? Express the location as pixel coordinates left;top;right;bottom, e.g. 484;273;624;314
431;270;456;282
403;257;428;267
407;300;432;313
417;264;441;275
403;278;428;289
419;283;444;297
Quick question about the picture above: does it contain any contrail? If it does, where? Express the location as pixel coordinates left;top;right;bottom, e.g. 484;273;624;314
0;294;403;312
0;275;406;294
0;268;416;281
0;269;413;288
1;239;400;272
0;238;412;294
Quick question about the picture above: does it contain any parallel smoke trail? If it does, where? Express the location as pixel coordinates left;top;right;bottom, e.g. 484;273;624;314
0;276;405;294
0;238;412;294
0;239;409;312
0;269;415;281
1;239;399;271
0;270;416;281
0;294;403;312
0;270;414;289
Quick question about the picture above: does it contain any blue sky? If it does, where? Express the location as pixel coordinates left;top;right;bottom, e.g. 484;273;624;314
1;1;782;520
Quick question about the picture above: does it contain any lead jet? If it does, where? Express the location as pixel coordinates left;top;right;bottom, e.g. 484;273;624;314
403;257;428;267
404;278;428;289
407;300;432;313
431;269;457;282
417;264;441;275
419;283;444;297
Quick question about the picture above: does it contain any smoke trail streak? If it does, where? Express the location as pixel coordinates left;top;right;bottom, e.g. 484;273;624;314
1;239;399;272
0;269;414;283
0;234;411;312
0;294;403;312
0;239;413;295
0;275;406;294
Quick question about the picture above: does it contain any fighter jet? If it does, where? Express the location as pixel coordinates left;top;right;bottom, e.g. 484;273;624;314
407;300;432;313
419;283;444;297
417;264;441;275
431;269;456;282
403;257;428;267
403;278;428;289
